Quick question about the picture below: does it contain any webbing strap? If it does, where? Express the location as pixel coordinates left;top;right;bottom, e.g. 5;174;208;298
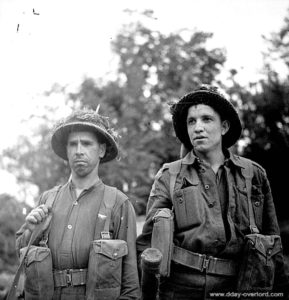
240;158;259;234
168;160;182;200
103;186;117;232
41;185;62;246
99;185;117;239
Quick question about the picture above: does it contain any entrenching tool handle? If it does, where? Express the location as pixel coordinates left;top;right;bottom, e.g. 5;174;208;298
140;248;162;300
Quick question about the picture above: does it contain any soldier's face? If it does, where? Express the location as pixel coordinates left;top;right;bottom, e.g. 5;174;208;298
66;131;106;177
186;104;229;156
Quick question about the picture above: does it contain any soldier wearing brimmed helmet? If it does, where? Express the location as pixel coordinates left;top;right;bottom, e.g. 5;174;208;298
137;85;289;299
15;110;140;300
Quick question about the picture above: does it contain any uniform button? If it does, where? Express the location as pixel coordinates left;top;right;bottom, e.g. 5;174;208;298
267;249;272;255
208;203;215;208
254;201;260;207
73;201;78;206
67;225;72;230
205;184;210;190
179;198;184;203
200;168;206;173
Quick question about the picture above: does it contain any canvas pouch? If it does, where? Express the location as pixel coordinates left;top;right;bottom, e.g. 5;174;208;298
20;245;54;300
151;208;174;277
237;233;282;292
86;239;128;300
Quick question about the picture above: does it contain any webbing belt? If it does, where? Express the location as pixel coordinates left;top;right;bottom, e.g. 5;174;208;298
53;268;87;287
172;246;237;276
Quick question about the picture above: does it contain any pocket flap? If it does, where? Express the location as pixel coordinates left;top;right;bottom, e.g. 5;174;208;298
92;239;128;260
153;208;173;221
181;177;199;188
21;246;51;267
246;234;282;258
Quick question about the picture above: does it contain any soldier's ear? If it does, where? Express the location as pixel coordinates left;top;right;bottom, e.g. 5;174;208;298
99;143;106;158
221;120;230;136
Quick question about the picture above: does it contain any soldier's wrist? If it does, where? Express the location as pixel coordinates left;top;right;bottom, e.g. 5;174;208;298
23;222;34;232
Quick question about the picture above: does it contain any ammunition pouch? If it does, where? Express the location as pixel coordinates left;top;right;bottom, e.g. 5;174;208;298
237;234;282;292
151;208;174;277
86;239;128;300
20;245;54;300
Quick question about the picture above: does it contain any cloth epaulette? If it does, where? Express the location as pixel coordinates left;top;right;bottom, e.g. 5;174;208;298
235;156;266;177
156;160;182;176
115;189;129;202
251;160;266;173
113;188;130;210
153;163;170;181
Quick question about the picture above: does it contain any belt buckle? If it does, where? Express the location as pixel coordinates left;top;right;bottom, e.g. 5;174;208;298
66;269;72;286
201;256;210;272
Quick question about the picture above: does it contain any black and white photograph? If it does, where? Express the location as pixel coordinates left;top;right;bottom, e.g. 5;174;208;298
0;0;289;299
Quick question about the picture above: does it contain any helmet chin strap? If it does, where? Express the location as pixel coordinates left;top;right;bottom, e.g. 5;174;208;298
180;143;190;158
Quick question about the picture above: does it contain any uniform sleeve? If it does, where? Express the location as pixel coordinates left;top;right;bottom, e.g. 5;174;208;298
112;198;140;300
255;166;289;295
136;167;172;255
256;167;280;235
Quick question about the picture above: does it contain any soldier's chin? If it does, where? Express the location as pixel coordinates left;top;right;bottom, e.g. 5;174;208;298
193;145;207;153
74;167;89;177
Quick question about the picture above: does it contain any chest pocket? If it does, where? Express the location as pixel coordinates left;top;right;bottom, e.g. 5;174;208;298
235;177;264;231
172;176;203;231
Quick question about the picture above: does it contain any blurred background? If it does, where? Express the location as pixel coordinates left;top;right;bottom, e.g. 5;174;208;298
0;0;289;297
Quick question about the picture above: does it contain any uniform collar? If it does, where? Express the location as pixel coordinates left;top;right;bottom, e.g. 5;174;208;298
182;150;198;165
222;149;247;170
69;177;103;191
181;148;245;170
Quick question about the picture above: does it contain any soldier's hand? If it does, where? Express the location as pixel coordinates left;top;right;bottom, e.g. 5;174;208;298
25;204;50;232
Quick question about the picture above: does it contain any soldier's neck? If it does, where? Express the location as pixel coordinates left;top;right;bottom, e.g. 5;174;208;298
195;149;225;173
71;169;100;190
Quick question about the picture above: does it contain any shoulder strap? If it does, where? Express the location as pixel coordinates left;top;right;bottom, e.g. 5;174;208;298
168;160;182;200
45;185;62;208
100;185;117;239
40;185;62;246
240;158;259;234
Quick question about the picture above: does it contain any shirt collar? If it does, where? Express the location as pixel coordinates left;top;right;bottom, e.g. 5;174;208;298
181;148;245;170
182;150;198;165
69;177;103;191
222;148;247;170
227;152;248;169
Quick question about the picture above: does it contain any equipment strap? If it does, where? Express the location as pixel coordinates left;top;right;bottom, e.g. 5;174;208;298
97;185;117;240
168;160;182;200
172;245;237;276
240;158;259;234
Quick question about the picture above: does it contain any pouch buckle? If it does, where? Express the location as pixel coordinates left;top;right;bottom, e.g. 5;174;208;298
39;237;48;247
101;231;111;239
250;225;259;234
